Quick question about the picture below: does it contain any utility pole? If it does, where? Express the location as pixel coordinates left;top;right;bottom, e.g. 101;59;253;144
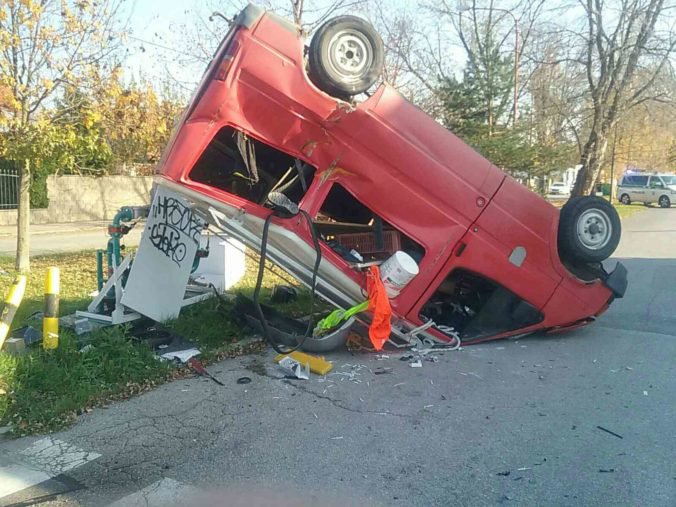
609;127;618;203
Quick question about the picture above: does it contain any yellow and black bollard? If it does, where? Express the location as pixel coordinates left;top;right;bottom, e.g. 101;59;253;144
43;267;60;349
0;275;27;351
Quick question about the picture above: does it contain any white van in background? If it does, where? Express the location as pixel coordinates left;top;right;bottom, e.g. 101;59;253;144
617;174;676;208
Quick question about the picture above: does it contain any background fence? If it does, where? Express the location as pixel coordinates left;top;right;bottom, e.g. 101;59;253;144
0;166;19;210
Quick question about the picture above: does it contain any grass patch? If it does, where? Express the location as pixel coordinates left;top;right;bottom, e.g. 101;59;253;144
0;249;316;435
0;328;170;434
614;203;647;219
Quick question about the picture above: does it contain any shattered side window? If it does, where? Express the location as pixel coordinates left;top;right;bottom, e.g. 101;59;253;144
314;183;425;264
420;269;543;340
189;126;316;206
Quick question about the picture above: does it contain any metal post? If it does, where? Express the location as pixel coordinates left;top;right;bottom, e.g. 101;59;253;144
43;267;60;349
609;128;618;203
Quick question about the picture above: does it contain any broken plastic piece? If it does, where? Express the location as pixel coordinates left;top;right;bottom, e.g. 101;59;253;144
410;360;422;368
275;351;333;375
277;356;310;379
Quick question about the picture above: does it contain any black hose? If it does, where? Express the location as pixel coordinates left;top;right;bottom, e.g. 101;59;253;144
253;209;322;354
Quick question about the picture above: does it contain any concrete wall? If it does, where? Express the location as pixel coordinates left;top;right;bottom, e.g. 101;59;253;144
0;175;153;225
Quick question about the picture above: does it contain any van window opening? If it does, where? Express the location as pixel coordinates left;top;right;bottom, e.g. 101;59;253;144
189;126;316;206
420;269;543;340
314;183;425;264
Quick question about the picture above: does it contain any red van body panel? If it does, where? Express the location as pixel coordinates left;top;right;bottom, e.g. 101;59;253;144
157;7;621;344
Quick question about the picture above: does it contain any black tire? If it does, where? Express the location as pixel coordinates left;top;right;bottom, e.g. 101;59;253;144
619;193;631;205
308;15;384;98
558;196;621;263
658;195;671;208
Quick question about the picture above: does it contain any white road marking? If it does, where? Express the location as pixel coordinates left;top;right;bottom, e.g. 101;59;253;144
0;464;52;498
107;478;200;507
0;437;100;499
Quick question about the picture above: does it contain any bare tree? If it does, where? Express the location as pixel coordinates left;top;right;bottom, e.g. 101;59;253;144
569;0;675;197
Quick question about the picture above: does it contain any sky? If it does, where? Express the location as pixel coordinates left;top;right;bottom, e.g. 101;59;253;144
119;0;414;94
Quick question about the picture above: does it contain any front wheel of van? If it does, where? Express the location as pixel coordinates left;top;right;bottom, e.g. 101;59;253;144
619;193;630;205
309;16;384;98
559;196;621;264
659;195;671;208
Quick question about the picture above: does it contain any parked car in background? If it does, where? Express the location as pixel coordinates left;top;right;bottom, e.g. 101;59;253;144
617;173;676;208
549;182;570;195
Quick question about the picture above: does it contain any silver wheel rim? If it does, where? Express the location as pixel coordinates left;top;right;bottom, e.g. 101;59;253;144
327;29;373;84
660;196;669;207
577;209;612;250
621;195;629;204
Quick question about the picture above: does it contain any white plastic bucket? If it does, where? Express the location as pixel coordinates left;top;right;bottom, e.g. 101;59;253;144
380;251;419;298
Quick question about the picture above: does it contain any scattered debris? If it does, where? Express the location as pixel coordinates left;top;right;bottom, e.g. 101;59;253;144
278;356;310;380
160;348;201;363
275;351;333;375
423;404;434;409
236;377;252;385
3;338;27;356
599;468;615;473
410;360;422;368
270;285;298;303
517;467;532;471
597;425;623;439
60;313;101;335
373;367;393;375
330;436;344;440
496;471;511;477
187;357;225;386
393;382;406;388
643;390;648;396
9;326;41;345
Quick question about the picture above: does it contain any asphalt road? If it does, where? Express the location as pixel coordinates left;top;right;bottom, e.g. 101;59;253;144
1;208;674;506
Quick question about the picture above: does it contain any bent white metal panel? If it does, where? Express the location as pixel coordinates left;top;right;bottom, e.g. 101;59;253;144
121;187;203;322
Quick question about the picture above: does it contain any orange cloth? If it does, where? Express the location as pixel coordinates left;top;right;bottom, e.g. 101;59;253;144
366;266;392;351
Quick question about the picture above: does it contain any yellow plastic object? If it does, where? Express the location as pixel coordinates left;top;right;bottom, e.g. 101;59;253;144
43;267;60;349
0;275;27;350
274;351;333;376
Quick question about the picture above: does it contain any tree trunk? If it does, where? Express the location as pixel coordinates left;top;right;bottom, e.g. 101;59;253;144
571;130;610;197
15;158;30;272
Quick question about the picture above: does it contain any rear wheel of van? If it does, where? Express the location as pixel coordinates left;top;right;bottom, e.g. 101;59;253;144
659;195;671;208
558;196;621;263
619;193;630;205
309;16;384;98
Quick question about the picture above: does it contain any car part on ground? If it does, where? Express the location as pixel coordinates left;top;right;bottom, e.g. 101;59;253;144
558;196;621;264
253;195;322;354
309;15;384;98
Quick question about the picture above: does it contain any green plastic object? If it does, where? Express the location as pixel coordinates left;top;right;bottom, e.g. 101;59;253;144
314;300;369;335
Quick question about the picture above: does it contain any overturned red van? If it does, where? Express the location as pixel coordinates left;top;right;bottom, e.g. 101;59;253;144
155;4;626;346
